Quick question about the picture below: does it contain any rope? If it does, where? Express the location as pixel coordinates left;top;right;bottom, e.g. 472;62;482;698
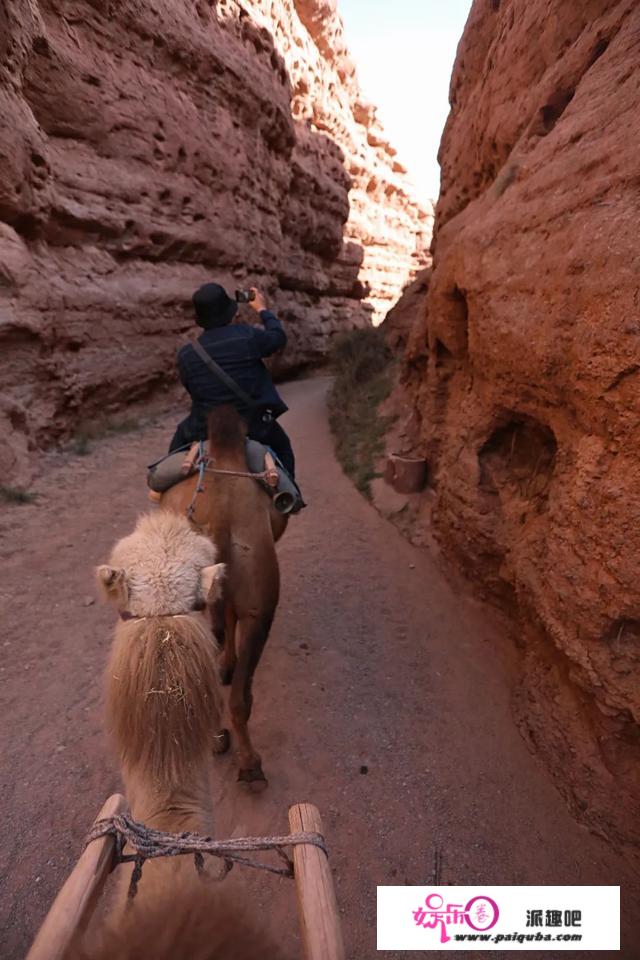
85;812;327;900
204;465;271;481
186;443;207;521
185;445;277;521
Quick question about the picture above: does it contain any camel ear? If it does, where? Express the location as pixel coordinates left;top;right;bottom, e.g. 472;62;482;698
200;563;226;603
96;565;128;605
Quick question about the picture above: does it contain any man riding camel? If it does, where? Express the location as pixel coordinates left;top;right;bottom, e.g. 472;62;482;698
153;281;303;514
170;282;296;479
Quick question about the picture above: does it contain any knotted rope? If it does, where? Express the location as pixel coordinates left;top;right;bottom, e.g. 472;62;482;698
85;812;327;901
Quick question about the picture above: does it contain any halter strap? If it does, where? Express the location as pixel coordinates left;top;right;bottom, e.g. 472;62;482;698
119;601;206;622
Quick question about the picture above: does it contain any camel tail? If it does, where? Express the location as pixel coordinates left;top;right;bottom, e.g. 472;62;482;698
106;615;222;786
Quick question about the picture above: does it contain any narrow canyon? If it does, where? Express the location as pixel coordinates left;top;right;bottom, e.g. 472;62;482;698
1;0;638;917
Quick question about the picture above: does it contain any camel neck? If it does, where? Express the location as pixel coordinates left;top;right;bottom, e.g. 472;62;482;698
124;766;215;836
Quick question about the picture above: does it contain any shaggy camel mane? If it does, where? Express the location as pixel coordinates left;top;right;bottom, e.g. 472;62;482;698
207;405;247;455
107;614;222;786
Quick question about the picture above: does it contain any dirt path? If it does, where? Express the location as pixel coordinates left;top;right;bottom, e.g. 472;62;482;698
1;377;638;959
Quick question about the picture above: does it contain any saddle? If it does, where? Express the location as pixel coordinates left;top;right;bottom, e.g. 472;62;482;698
147;440;303;515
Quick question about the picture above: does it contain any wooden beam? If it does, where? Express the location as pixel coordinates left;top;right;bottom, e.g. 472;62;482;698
288;803;345;960
26;793;127;960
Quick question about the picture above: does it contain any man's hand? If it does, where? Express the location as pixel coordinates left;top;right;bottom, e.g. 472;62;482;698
249;287;267;313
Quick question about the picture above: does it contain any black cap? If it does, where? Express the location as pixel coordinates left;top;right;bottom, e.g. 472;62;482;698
192;283;238;329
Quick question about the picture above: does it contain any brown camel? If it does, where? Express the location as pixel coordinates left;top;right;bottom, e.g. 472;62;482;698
74;510;285;959
161;406;286;788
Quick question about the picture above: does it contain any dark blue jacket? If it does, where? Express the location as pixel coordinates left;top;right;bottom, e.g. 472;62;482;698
175;310;288;442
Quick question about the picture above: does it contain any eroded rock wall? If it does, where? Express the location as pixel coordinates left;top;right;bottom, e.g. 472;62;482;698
0;0;430;482
392;0;640;845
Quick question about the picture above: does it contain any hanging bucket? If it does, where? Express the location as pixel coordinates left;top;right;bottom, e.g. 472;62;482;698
384;454;428;494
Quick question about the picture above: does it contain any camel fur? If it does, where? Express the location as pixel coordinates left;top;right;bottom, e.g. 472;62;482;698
68;512;288;957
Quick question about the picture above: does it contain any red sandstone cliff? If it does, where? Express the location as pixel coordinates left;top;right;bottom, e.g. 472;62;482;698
0;0;431;483
390;0;640;846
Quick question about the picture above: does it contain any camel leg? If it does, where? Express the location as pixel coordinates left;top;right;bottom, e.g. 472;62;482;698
209;594;225;645
212;605;237;757
219;604;237;686
231;616;270;788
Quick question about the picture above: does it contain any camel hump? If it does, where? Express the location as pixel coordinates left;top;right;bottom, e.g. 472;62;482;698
207;404;246;454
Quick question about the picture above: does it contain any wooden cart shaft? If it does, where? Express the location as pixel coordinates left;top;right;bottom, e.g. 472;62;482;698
288;803;346;960
26;797;345;960
26;793;127;960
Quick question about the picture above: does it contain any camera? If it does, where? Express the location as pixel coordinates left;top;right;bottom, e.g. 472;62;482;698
235;289;256;303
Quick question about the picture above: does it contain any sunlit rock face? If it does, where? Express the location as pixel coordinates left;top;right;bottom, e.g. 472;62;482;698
0;0;430;476
390;0;640;845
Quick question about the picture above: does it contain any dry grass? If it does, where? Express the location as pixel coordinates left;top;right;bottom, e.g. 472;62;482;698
0;485;38;505
328;327;395;496
70;416;142;456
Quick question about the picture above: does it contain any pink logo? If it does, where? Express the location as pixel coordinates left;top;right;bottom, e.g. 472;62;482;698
413;892;500;944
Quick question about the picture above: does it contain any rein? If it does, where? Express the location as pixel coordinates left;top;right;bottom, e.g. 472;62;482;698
85;811;329;900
